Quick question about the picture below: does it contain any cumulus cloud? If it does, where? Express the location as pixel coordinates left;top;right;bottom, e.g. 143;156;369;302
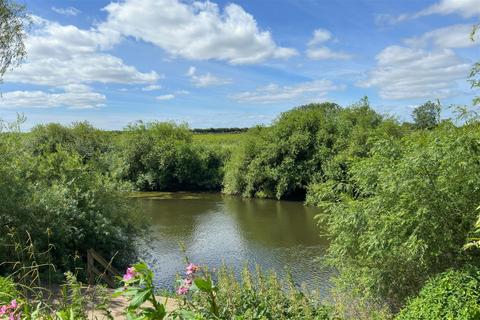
156;94;175;100
358;46;470;100
186;66;232;87
100;0;297;64
377;0;480;25
405;24;480;49
5;16;159;87
0;85;105;109
51;6;81;16
232;80;341;104
306;28;351;60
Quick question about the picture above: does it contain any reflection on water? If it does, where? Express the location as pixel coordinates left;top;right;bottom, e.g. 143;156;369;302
135;192;332;295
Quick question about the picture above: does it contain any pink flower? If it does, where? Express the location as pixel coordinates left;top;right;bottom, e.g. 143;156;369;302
186;263;199;275
123;266;137;281
9;300;17;309
0;305;7;315
183;278;192;286
177;286;189;295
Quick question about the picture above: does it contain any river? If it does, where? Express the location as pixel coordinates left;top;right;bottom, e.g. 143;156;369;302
134;192;331;296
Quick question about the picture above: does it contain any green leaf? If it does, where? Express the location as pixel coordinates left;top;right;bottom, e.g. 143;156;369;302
129;289;150;309
194;278;212;292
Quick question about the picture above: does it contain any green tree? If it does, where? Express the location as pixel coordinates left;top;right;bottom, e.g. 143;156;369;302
0;119;142;274
224;99;402;200
321;124;480;312
119;121;226;191
0;0;28;81
411;101;441;129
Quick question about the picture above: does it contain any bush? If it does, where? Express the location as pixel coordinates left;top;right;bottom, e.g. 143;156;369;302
120;121;227;191
321;123;480;311
396;267;480;320
0;120;143;274
223;99;400;200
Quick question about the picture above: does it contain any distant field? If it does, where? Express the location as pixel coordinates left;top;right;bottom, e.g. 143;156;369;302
192;132;246;147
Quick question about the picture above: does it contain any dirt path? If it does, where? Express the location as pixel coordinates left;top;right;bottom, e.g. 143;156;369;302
90;294;178;319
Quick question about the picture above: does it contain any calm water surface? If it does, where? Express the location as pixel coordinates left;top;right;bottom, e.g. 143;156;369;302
135;192;331;295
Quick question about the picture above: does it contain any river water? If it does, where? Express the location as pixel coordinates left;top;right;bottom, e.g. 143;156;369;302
135;192;331;295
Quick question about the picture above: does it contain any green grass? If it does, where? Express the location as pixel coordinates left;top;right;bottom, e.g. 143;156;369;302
192;132;246;148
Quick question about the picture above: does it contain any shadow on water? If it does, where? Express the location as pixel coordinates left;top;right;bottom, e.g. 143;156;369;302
134;192;333;296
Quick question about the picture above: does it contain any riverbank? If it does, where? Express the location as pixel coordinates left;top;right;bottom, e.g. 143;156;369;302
91;291;178;319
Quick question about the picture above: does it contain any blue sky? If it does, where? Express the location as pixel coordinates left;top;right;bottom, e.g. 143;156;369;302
0;0;478;129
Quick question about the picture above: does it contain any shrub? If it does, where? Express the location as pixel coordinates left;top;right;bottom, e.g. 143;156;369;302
223;99;399;200
321;124;480;311
396;267;480;320
120;121;226;191
0;120;143;275
0;276;18;305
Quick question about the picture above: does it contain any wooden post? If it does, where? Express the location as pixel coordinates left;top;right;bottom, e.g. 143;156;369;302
87;249;94;286
86;248;121;288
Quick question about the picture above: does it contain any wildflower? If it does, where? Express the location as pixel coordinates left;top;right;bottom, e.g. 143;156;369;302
9;301;16;310
183;278;192;286
177;286;189;295
123;266;137;281
0;305;7;315
186;263;199;275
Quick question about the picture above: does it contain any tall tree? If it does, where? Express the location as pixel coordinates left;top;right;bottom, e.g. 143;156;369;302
0;0;27;82
412;100;441;129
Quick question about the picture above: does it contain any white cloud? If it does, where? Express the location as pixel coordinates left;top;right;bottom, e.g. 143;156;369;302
0;85;105;109
5;16;159;86
377;0;480;25
306;28;351;60
232;80;341;104
156;94;175;100
306;47;352;60
358;46;470;100
100;0;297;64
405;24;480;48
186;66;232;87
416;0;480;18
51;6;81;16
142;84;162;91
308;29;332;46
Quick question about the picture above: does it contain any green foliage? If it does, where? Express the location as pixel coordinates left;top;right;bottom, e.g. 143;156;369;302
114;262;167;320
120;121;227;191
56;272;88;320
470;24;479;107
224;99;404;200
0;119;142;274
0;276;18;305
411;100;441;129
321;123;480;312
179;264;339;320
0;0;28;80
396;267;480;320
